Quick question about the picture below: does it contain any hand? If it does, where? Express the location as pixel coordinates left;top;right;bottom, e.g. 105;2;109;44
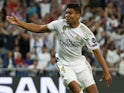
99;72;112;87
6;13;20;25
40;69;44;74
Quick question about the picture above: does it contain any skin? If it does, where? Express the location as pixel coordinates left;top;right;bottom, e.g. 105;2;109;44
6;8;112;93
65;8;80;28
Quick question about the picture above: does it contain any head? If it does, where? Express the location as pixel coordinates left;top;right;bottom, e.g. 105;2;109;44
26;52;31;59
33;59;38;66
65;4;81;26
7;51;13;58
14;45;20;52
41;45;47;53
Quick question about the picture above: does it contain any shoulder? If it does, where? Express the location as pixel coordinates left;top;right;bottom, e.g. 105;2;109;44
47;19;66;28
50;19;66;24
79;23;93;36
47;19;67;31
80;23;90;31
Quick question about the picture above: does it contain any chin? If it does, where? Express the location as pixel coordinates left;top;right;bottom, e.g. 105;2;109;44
66;20;71;24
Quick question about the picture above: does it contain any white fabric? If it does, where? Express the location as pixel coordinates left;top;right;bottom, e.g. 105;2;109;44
28;64;40;70
118;59;124;75
8;59;13;69
106;50;120;64
120;35;124;51
30;37;43;54
40;3;50;17
106;18;120;32
57;60;95;89
47;19;99;66
79;91;84;93
37;52;51;69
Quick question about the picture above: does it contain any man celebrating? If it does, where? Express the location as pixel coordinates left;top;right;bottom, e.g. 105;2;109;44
6;3;112;93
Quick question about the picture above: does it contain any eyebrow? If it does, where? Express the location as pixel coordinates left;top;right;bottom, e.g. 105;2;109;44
65;11;72;14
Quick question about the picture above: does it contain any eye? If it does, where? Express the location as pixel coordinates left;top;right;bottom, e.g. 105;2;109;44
65;11;71;14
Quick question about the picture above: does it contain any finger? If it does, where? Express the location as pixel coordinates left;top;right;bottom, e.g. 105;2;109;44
6;16;12;20
109;78;112;83
106;80;110;87
6;16;10;20
6;16;12;21
99;75;104;82
109;78;112;85
12;13;16;17
6;17;11;22
12;13;18;19
99;77;103;82
106;78;112;87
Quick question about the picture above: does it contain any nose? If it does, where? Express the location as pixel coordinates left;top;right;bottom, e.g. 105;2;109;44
65;10;71;17
65;13;69;18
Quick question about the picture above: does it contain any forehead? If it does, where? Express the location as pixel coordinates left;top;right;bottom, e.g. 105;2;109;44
65;8;76;13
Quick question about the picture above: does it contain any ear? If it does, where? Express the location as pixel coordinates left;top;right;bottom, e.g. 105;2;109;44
76;13;80;18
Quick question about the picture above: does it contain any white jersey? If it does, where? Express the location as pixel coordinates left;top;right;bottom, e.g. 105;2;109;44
47;19;99;66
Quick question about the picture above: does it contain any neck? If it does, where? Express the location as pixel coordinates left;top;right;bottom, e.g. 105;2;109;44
70;21;79;28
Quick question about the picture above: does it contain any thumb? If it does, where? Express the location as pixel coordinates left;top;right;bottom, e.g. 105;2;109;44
12;13;16;17
99;77;104;82
12;13;18;20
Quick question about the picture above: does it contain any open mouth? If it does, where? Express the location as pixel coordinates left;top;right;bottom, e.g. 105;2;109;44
65;18;70;22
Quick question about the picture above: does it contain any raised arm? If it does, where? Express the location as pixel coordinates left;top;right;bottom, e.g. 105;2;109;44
93;49;112;87
6;13;50;33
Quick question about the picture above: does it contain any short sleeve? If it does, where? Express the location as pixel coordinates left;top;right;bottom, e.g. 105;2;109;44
47;20;60;32
82;25;99;50
85;34;99;50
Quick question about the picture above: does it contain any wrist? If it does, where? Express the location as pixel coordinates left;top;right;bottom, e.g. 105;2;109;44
104;71;110;75
18;20;22;26
104;69;110;74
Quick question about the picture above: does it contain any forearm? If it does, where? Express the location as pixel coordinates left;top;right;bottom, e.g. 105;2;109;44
18;20;48;33
93;49;110;73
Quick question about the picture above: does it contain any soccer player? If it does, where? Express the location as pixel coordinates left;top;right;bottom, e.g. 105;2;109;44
6;3;112;93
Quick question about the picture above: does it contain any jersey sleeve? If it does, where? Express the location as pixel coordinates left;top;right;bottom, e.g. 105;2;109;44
86;35;99;50
83;25;99;50
47;20;60;32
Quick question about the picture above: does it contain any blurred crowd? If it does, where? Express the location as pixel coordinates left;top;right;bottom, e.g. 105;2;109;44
0;0;124;77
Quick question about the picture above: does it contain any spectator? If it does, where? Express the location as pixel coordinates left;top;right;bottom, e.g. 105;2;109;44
39;0;51;18
118;52;124;75
0;57;3;76
106;42;120;75
37;45;51;72
5;26;17;51
119;31;124;51
109;28;121;49
18;31;30;59
30;34;43;55
44;56;58;77
45;56;57;71
3;51;16;68
14;53;25;66
25;52;34;67
3;51;16;76
27;59;40;77
0;28;7;54
120;0;124;24
16;62;27;77
13;45;21;59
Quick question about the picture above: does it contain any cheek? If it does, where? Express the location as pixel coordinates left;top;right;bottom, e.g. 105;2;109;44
73;16;78;21
70;15;76;19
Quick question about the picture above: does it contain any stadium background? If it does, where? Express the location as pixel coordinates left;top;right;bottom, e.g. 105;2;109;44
0;0;124;93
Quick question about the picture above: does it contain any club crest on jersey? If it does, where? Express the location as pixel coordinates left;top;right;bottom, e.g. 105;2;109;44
62;25;69;31
75;35;81;40
61;66;65;73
